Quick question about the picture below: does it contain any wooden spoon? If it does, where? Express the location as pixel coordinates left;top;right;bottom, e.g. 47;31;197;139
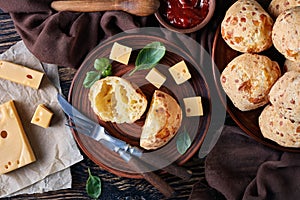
51;0;160;16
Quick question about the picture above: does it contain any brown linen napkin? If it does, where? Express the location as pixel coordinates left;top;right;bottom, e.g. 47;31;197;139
200;125;300;200
0;0;148;68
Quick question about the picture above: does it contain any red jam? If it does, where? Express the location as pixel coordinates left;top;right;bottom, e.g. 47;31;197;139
160;0;210;29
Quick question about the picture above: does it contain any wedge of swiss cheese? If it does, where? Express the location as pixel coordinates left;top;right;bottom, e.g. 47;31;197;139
0;100;36;174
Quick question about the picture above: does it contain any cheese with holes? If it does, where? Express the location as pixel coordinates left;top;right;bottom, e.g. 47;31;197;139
183;96;203;117
0;100;36;175
109;42;132;65
0;60;44;89
168;60;191;85
31;104;53;128
145;68;166;89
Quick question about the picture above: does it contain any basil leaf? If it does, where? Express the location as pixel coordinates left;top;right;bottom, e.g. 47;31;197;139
86;168;102;199
176;128;191;155
83;71;101;88
101;64;112;77
135;42;166;67
83;57;112;88
94;58;110;71
129;41;166;75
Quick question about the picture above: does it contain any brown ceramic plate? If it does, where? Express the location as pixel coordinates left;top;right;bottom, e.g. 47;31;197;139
68;30;211;178
212;26;300;152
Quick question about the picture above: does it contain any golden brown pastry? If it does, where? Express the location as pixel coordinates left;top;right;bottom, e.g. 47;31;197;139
284;59;300;73
89;76;147;123
268;0;300;18
272;7;300;62
269;71;300;122
140;90;182;150
259;105;300;148
221;0;273;53
220;53;281;111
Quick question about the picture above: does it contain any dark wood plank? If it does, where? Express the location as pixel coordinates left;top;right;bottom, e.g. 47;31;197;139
0;13;21;53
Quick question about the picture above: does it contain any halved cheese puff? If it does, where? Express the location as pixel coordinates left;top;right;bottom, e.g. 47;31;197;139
140;90;182;150
89;76;147;123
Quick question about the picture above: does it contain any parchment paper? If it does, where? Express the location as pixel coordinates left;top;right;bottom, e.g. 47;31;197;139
0;41;83;197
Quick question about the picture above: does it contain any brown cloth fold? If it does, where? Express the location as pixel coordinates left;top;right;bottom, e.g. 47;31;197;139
200;125;300;200
0;0;147;68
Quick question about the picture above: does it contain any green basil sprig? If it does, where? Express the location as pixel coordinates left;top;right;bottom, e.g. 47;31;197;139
83;58;112;88
176;128;192;155
129;42;166;76
86;168;102;199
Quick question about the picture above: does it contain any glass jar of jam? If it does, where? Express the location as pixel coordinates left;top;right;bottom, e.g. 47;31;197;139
160;0;210;29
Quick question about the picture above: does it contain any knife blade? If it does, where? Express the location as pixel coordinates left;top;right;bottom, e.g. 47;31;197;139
57;93;143;157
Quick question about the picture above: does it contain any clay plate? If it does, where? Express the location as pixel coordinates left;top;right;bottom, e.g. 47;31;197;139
212;26;300;152
68;33;211;178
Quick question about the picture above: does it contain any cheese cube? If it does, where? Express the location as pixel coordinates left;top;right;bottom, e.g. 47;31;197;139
183;96;203;117
145;68;166;89
0;100;36;174
0;60;44;89
109;42;132;65
169;60;191;85
31;104;53;128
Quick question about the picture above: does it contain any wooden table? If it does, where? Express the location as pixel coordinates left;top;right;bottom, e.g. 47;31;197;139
0;9;221;200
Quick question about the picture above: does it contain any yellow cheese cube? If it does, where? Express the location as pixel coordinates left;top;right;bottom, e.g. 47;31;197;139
145;68;166;89
0;100;36;175
0;60;44;89
169;60;191;85
31;104;53;128
183;96;203;117
109;42;132;65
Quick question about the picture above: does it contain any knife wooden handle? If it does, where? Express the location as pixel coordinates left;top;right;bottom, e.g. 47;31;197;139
139;153;193;181
128;156;175;198
162;164;192;181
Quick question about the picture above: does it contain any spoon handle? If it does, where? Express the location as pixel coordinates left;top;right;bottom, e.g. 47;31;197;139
51;0;121;13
